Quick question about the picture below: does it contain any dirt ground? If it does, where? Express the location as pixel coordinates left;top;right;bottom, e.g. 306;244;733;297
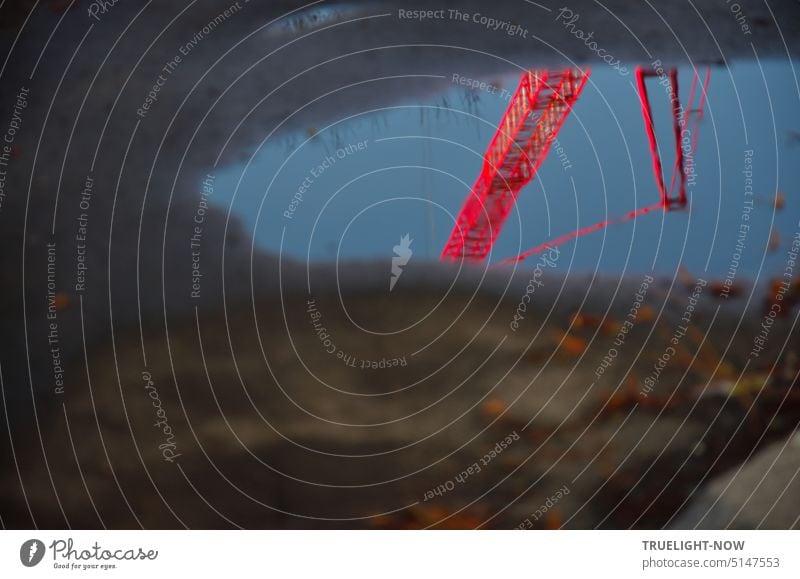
3;264;798;528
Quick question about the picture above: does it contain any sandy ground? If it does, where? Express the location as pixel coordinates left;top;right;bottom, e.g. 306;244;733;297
3;263;798;528
0;0;798;528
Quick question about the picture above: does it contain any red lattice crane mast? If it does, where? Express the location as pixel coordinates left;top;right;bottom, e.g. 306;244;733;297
635;65;709;210
440;65;708;265
441;69;589;261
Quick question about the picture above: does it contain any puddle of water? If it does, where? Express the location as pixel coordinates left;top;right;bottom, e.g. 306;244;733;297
212;60;799;277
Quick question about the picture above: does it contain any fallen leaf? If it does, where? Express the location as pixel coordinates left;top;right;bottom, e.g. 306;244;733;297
678;266;695;289
569;311;601;330
481;398;506;420
768;230;781;252
560;334;588;357
638;305;656;322
600;319;622;336
544;509;563;530
54;293;70;312
709;280;740;298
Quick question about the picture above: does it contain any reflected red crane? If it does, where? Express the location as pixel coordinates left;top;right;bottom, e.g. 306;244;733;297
441;69;589;261
441;65;710;265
